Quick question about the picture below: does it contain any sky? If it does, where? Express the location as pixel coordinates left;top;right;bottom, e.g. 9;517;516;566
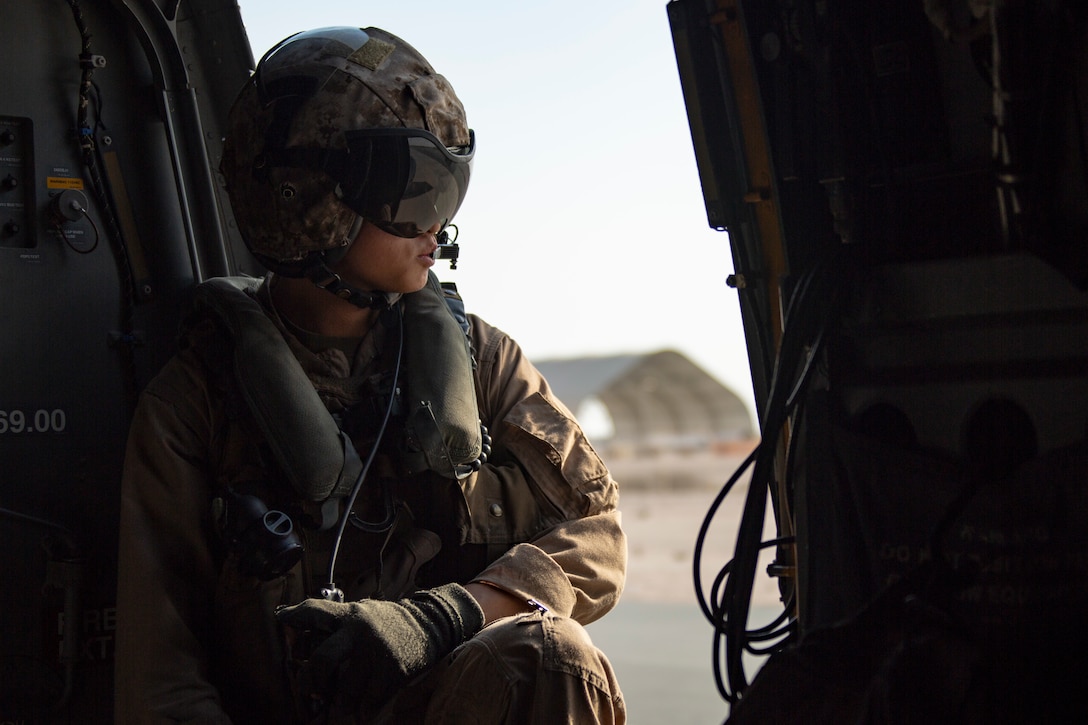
237;0;759;424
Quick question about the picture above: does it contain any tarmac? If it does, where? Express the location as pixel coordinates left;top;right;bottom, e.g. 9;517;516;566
585;450;785;725
586;599;732;724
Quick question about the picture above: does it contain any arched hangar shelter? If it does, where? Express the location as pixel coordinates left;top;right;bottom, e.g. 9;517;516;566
534;350;754;453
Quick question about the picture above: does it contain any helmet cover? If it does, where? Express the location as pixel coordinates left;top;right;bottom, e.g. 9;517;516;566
220;27;471;274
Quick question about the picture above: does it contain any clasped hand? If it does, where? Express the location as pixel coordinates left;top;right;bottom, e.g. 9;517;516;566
276;583;485;717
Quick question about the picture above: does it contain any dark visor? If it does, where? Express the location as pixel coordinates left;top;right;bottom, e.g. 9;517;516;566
260;128;473;238
337;128;474;237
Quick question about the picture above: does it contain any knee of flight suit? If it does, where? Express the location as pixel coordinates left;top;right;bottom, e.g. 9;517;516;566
429;612;625;724
465;612;605;676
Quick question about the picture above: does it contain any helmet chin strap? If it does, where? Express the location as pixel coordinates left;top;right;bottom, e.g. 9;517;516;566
299;215;400;310
302;255;398;310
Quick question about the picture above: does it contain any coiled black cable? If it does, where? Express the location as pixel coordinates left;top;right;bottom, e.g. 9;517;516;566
693;256;844;703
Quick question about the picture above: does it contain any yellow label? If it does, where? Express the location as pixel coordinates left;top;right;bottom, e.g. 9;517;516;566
46;176;85;190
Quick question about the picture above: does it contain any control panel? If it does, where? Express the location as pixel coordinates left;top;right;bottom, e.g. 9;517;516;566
0;116;34;248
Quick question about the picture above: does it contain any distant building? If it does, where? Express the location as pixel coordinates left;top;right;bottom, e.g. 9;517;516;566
534;350;755;457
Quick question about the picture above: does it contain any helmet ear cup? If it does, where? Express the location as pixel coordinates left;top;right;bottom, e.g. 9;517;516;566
216;489;303;581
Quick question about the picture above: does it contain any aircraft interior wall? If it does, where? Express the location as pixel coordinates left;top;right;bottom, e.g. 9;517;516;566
0;1;252;720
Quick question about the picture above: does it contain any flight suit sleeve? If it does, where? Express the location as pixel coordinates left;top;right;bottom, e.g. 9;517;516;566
114;354;232;725
463;317;627;625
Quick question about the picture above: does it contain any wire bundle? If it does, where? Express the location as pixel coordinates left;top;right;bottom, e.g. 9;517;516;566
693;257;844;704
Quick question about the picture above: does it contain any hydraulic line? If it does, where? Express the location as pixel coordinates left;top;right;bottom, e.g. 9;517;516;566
65;0;141;410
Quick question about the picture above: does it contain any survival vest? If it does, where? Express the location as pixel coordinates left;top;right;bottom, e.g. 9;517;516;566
187;271;484;507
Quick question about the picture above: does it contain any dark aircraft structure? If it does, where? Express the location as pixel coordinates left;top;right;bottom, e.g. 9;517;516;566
1;1;255;720
670;0;1088;721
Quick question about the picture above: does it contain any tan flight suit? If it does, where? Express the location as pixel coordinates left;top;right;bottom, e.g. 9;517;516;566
114;276;627;724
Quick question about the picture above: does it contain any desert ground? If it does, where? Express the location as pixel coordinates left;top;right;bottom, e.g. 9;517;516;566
586;443;783;724
605;444;785;610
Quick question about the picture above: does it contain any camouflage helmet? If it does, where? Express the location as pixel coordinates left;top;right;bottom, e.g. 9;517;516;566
220;27;473;277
